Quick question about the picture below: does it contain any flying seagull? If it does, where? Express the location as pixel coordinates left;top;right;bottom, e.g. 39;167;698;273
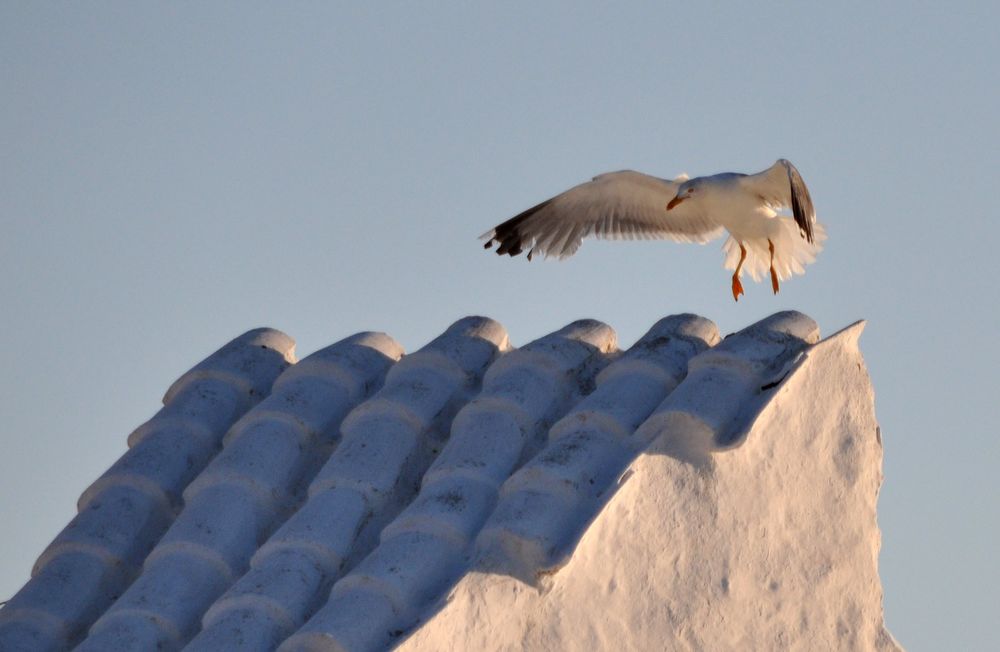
481;159;826;300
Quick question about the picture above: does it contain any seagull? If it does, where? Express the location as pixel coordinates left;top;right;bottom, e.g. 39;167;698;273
481;159;826;300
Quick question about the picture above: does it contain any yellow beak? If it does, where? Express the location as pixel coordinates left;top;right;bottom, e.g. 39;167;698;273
666;195;685;210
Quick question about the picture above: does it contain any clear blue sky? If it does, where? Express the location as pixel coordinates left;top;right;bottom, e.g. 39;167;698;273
1;3;996;649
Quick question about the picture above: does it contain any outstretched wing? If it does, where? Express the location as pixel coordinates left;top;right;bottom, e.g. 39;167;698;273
481;170;726;260
742;159;816;243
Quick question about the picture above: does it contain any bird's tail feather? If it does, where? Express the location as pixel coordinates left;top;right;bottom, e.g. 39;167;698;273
723;218;826;282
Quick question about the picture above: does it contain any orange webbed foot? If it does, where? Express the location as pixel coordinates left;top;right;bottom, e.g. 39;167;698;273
731;242;748;302
731;274;744;302
767;239;779;295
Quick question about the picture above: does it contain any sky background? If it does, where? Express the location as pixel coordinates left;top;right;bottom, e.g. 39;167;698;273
1;3;997;649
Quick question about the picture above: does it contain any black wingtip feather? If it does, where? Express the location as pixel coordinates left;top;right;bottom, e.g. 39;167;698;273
782;160;815;244
482;197;553;258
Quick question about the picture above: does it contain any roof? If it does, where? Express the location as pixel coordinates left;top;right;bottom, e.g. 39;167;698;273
0;312;898;651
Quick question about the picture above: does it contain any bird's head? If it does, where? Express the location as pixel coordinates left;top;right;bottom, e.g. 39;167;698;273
667;180;700;210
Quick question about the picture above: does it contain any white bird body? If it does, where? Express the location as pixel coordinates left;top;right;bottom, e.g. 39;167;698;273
481;159;826;300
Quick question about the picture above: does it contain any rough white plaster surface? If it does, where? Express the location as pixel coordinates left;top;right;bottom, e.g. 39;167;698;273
474;314;719;587
0;313;900;652
397;321;901;652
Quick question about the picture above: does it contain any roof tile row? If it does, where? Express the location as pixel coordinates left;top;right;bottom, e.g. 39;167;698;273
0;311;823;652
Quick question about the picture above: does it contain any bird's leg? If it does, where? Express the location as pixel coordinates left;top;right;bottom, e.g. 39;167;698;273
731;243;746;301
768;239;779;294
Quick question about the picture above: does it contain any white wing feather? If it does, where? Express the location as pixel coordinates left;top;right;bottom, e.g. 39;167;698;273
482;170;725;260
739;159;816;243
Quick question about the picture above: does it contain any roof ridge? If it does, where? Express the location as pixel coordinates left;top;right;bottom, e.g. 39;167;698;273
638;311;820;461
0;312;885;652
